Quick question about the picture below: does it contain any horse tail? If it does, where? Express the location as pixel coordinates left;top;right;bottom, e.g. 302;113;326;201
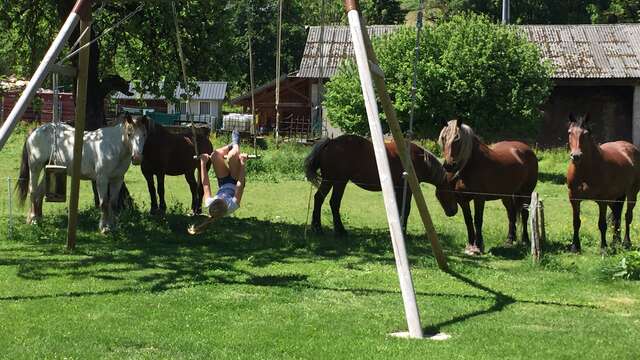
16;136;30;205
304;137;331;187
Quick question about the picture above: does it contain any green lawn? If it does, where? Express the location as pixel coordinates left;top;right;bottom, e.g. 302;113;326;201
0;125;638;359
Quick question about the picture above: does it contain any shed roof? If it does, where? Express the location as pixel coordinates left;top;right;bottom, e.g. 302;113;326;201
297;24;640;81
297;25;399;79
113;81;227;101
519;24;640;79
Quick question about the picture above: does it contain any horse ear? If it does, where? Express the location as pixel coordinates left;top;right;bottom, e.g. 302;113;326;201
455;119;462;128
583;113;590;125
568;113;577;124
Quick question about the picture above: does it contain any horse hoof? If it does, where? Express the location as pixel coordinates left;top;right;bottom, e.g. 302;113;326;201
310;225;323;235
464;245;481;256
569;244;581;254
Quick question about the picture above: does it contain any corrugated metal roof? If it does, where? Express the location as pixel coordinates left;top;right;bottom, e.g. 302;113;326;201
113;81;227;100
297;25;401;79
297;24;640;80
519;24;640;79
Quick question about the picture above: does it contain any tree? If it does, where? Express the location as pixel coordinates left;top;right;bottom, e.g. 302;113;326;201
434;0;613;24
324;14;553;139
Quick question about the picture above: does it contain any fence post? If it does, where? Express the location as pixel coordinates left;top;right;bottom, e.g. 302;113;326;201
529;192;540;262
537;199;545;257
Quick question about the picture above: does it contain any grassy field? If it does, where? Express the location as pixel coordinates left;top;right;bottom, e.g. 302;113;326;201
0;124;638;359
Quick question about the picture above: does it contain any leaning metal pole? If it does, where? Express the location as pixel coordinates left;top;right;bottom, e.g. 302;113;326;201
344;0;424;339
0;0;92;151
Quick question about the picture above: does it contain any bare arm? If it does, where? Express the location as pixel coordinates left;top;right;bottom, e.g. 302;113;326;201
199;154;213;200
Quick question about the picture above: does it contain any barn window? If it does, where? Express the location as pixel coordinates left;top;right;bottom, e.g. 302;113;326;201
199;102;210;115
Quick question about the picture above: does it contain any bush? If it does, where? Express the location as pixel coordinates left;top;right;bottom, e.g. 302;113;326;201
324;13;553;139
613;251;640;281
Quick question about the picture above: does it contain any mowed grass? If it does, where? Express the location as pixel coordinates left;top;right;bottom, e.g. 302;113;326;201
0;124;638;359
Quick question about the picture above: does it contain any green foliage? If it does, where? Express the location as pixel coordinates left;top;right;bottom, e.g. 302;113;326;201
324;14;553;138
613;251;640;280
588;0;640;23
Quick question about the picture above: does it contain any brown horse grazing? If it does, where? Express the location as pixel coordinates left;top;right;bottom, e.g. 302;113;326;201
567;114;640;253
438;119;538;255
141;122;213;215
304;134;458;236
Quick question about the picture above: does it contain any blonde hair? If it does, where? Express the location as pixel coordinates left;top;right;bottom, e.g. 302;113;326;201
209;198;228;219
438;119;474;175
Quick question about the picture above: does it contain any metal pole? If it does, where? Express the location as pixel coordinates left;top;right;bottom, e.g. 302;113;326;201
0;0;89;151
67;12;91;250
345;1;423;339
502;0;510;24
7;177;12;240
274;0;283;147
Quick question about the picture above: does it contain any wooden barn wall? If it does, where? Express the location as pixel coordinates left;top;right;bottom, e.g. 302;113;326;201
236;78;312;132
538;85;633;147
1;91;75;123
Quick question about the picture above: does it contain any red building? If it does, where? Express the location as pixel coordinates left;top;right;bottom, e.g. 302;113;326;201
1;90;76;123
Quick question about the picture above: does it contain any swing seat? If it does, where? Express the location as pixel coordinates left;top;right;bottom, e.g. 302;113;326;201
44;165;67;203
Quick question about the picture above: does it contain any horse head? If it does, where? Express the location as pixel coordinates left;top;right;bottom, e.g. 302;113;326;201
568;113;593;165
416;146;458;217
124;114;150;165
438;119;474;175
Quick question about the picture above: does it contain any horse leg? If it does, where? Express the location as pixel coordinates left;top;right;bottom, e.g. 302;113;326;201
143;171;159;215
520;200;530;246
397;189;412;233
623;190;637;249
96;178;110;233
502;198;517;247
185;171;199;215
473;199;485;253
27;162;44;224
460;200;477;255
91;181;100;208
330;182;348;237
157;173;166;214
108;176;125;229
570;200;582;253
311;181;332;234
597;201;608;253
609;197;624;246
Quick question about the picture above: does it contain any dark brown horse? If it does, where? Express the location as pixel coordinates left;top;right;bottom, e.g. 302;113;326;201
141;122;213;215
567;114;640;253
304;134;458;236
438;119;538;255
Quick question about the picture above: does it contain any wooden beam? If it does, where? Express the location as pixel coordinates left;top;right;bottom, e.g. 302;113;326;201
50;64;77;77
67;15;91;250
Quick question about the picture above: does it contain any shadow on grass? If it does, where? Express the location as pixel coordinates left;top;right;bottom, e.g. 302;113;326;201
0;207;598;335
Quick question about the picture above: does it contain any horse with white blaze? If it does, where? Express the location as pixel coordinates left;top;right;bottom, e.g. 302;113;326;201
17;114;150;233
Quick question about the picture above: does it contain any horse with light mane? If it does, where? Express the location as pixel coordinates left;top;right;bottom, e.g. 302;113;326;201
305;134;458;236
438;119;538;255
17;114;150;233
567;113;640;253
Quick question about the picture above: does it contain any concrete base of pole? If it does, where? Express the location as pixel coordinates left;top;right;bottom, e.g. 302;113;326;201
389;331;451;340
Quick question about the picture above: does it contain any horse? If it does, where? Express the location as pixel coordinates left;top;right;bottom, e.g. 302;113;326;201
17;114;150;233
567;113;640;253
438;119;538;255
140;122;213;215
304;134;458;236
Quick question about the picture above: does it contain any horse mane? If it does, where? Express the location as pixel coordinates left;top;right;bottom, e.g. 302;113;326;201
438;119;475;174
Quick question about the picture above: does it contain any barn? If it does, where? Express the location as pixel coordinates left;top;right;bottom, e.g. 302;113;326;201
520;24;640;147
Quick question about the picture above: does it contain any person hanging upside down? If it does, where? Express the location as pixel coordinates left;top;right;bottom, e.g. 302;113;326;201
188;130;247;234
